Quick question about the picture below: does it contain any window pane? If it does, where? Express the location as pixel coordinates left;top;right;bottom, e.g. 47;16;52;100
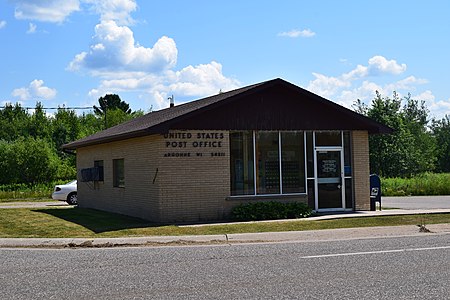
315;131;342;146
230;131;254;195
94;160;104;181
345;178;353;208
256;132;280;194
306;132;314;178
307;179;315;208
343;131;352;177
281;132;305;193
113;159;125;188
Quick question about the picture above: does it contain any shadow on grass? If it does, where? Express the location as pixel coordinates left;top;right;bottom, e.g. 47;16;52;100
33;207;158;233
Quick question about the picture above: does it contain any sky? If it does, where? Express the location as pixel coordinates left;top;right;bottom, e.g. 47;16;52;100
1;0;449;119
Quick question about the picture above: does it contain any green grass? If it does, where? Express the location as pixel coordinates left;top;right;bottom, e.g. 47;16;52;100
0;207;448;238
382;173;450;196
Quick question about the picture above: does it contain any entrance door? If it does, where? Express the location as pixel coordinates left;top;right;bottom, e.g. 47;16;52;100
316;150;344;210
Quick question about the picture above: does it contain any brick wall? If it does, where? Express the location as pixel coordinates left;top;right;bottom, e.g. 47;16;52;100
77;131;231;223
158;130;230;223
77;135;161;221
352;130;370;210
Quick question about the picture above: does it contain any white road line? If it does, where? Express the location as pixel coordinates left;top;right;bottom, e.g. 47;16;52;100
302;245;450;259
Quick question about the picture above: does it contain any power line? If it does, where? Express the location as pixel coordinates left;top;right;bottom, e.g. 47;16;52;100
0;106;93;110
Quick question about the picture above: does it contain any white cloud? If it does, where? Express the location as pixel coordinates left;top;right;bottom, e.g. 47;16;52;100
307;73;351;99
413;90;435;102
367;55;407;75
167;61;240;97
26;22;36;34
336;81;384;108
385;76;428;92
88;61;240;109
278;28;315;38
11;79;57;101
11;87;30;101
308;55;408;99
341;65;368;81
412;91;450;119
305;55;445;117
84;0;137;25
428;98;450;119
68;20;177;75
13;0;80;23
65;2;238;110
0;20;6;29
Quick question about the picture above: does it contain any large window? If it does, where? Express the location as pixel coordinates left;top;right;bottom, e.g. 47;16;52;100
281;132;305;194
230;131;254;195
113;159;125;188
230;131;306;196
256;132;280;194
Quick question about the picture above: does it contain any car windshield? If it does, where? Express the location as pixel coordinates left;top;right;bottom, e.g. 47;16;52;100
67;180;77;185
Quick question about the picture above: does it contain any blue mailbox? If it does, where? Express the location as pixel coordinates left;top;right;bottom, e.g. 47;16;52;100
370;174;381;211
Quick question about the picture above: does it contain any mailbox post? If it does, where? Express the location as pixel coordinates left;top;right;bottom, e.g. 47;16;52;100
370;174;382;211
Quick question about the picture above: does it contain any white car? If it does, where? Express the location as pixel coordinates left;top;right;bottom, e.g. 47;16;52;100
52;180;77;205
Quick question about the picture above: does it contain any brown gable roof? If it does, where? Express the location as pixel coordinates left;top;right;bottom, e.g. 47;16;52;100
63;78;392;150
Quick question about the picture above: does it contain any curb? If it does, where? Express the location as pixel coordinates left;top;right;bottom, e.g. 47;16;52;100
1;224;449;249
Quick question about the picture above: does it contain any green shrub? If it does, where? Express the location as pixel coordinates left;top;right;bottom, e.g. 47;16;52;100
231;201;314;221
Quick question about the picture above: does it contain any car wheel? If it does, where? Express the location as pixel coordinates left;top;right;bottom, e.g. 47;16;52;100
67;193;77;205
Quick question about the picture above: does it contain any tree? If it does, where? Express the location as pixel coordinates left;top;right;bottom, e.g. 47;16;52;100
401;95;437;173
105;108;144;128
52;108;81;154
0;103;29;141
28;102;51;140
0;137;60;185
79;112;103;137
432;115;450;172
93;94;132;128
354;91;436;177
0;97;145;185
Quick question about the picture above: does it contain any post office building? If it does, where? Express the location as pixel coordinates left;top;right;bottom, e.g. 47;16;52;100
63;78;392;223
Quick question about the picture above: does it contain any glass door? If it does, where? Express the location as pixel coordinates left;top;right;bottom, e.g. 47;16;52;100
316;150;344;209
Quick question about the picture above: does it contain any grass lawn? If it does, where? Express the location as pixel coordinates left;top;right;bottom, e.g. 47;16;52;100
0;207;449;238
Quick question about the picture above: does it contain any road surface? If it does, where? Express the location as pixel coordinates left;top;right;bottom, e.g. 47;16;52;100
382;195;450;209
1;234;449;299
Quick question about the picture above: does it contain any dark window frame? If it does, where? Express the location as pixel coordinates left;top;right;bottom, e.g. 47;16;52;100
113;158;125;188
94;160;104;182
230;131;306;197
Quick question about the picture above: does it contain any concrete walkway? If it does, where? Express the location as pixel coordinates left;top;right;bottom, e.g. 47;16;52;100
1;208;449;248
0;201;71;209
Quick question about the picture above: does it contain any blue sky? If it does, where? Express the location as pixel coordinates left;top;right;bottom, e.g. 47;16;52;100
1;0;449;119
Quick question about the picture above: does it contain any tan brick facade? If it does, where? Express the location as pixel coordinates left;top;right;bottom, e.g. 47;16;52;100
158;131;230;222
351;130;370;210
77;135;162;221
77;131;232;223
76;130;371;223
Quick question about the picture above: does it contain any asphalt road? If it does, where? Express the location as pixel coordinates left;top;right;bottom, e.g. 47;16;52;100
1;234;449;299
382;195;450;209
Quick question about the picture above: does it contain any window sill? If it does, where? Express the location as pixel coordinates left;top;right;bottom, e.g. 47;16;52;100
226;193;307;201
